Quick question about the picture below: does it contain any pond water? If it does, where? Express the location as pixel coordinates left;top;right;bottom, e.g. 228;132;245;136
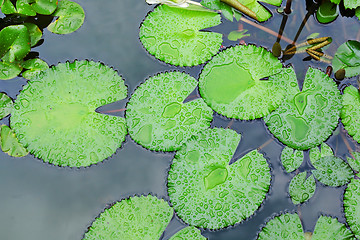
0;0;359;239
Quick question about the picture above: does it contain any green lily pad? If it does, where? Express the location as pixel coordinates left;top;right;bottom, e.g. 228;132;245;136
47;0;85;35
169;226;206;240
341;85;360;143
344;179;360;239
316;0;339;24
0;125;28;157
0;93;13;119
200;0;236;22
23;23;42;47
126;71;213;152
199;44;283;120
289;172;316;205
0;0;3;6
139;4;222;67
0;60;22;80
309;142;334;161
330;0;359;9
347;151;360;172
1;0;17;14
31;0;57;15
21;58;48;80
265;67;341;150
11;60;127;167
0;25;31;63
168;128;271;229
312;216;356;240
281;146;304;173
236;0;282;22
332;40;360;78
16;0;37;16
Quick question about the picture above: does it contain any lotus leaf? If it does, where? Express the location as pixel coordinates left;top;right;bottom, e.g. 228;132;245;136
0;125;28;157
168;128;271;229
21;58;48;80
0;60;22;80
11;60;127;167
281;146;304;173
23;23;42;47
0;25;30;63
289;172;316;205
333;40;360;78
169;226;206;240
265;67;341;150
0;93;13;119
347;151;360;172
47;0;85;35
139;4;222;67
344;179;360;239
341;85;360;143
126;71;213;152
199;45;283;120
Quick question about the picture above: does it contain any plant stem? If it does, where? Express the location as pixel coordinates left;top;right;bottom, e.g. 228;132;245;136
284;0;292;14
220;0;258;21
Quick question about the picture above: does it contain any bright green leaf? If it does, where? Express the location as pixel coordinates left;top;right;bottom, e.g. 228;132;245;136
169;226;206;240
139;4;222;67
0;0;4;7
341;85;360;144
312;216;356;240
168;128;271;229
344;179;360;239
11;60;127;167
126;71;213;152
0;25;31;62
265;67;341;150
329;0;341;4
356;7;360;20
281;146;304;173
227;29;250;41
309;143;333;164
21;58;48;79
316;0;339;24
199;45;283;120
0;93;13;119
0;125;28;157
47;0;85;34
344;0;360;9
332;40;360;78
234;9;242;21
0;60;22;80
200;0;223;10
31;0;57;15
237;0;283;22
347;151;360;172
289;172;316;204
23;22;42;47
1;0;16;14
16;0;37;16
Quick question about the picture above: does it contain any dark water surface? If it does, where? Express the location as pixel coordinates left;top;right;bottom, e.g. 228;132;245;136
0;0;360;239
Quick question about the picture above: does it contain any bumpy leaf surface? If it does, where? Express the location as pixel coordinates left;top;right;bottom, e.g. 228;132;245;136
21;58;48;80
309;143;334;162
169;226;206;240
11;60;127;167
332;41;360;78
0;125;28;157
0;60;22;80
344;179;360;239
289;172;316;204
0;93;13;119
199;45;283;120
281;146;303;172
341;85;360;144
139;5;222;67
265;67;341;150
168;128;271;229
347;151;360;172
312;216;355;240
126;71;213;152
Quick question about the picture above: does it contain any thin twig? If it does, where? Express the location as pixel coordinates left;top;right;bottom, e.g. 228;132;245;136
102;108;126;113
257;138;274;150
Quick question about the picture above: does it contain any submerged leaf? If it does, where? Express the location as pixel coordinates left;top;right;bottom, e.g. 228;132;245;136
11;60;127;167
0;93;13;119
332;41;360;78
21;58;49;80
168;128;271;229
344;179;360;239
169;226;206;240
265;67;341;150
227;29;250;41
0;60;22;80
199;45;283;120
139;4;222;67
0;125;28;157
289;172;316;204
126;71;213;152
47;0;85;34
341;85;360;144
347;151;360;172
0;25;30;62
281;146;304;172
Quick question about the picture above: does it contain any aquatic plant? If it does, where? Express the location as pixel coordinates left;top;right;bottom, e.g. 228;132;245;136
0;124;28;157
344;178;360;239
333;40;360;78
0;92;13;119
288;172;316;205
341;85;360;144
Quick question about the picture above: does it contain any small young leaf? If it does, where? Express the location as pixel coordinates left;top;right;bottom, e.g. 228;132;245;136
1;0;16;14
316;0;339;24
220;2;234;21
281;146;304;173
0;25;31;62
21;58;48;79
237;0;282;22
344;179;360;239
347;152;360;172
169;226;206;240
289;172;316;204
23;22;42;47
227;29;250;41
312;216;356;240
0;125;28;157
234;9;242;21
47;0;85;34
0;93;13;119
320;143;333;157
31;0;57;15
0;60;22;80
332;41;360;78
341;85;360;144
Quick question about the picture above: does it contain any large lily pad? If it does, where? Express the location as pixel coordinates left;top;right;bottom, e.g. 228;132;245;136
332;41;360;78
344;179;360;239
281;146;304;173
168;128;271;229
341;85;360;144
289;172;316;205
0;125;28;157
199;45;283;120
11;60;127;167
0;25;30;63
0;93;13;119
126;71;213;152
265;67;341;150
139;4;222;67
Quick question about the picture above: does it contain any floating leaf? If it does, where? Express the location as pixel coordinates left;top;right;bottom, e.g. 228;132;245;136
0;60;22;80
199;45;283;120
201;0;235;21
236;0;282;22
0;93;13;119
344;179;360;239
0;25;31;62
11;60;127;167
347;151;360;172
169;226;206;240
21;58;48;80
16;0;37;16
316;0;339;24
23;23;42;47
126;71;213;152
31;0;57;15
139;4;222;67
312;216;355;240
289;172;316;204
168;128;271;229
265;67;341;150
356;7;360;20
332;40;360;78
47;0;85;35
309;142;334;161
227;29;250;41
281;146;304;172
341;85;360;144
1;0;17;14
0;125;28;157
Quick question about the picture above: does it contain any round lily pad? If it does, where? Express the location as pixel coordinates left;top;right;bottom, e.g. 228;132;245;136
0;93;13;119
169;226;206;240
281;146;304;173
21;58;49;80
139;4;222;67
83;195;173;240
0;25;30;63
312;216;355;240
289;172;316;205
265;67;341;150
344;179;360;239
341;85;360;144
332;41;360;78
0;60;22;80
11;60;127;167
126;71;213;152
0;125;28;157
347;151;360;172
198;44;283;120
168;128;271;229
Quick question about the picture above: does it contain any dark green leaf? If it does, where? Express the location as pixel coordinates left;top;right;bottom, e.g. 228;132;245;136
344;179;360;239
31;0;57;15
341;85;360;144
332;40;360;78
23;22;42;47
1;0;16;14
16;0;37;16
0;125;28;157
289;172;316;204
227;29;250;41
0;60;22;80
21;58;48;79
316;0;339;24
0;25;31;62
0;93;13;119
281;146;304;173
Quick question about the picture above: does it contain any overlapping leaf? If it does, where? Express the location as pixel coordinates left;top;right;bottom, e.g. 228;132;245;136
341;85;360;144
344;179;360;239
289;172;316;204
281;146;303;172
332;41;360;78
0;125;28;157
0;93;13;119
